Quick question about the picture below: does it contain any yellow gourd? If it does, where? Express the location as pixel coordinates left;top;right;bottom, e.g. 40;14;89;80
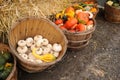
65;10;75;18
56;13;63;19
55;9;66;19
90;8;97;13
32;48;56;62
5;63;13;68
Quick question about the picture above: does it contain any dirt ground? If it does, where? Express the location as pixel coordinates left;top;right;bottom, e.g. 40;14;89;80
18;5;120;80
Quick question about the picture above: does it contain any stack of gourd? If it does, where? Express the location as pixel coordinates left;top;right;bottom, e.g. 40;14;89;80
53;0;98;50
8;17;67;73
0;51;13;80
16;35;62;63
0;43;17;80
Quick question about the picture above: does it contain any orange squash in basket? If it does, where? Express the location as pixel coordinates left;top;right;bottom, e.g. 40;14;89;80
76;12;89;23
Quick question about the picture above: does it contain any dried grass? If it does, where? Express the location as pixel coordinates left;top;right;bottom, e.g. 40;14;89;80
0;0;70;41
0;0;92;42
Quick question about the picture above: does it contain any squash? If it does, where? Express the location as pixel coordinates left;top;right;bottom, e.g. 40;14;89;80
0;51;13;80
32;48;56;62
65;6;75;13
0;55;6;66
64;18;78;29
0;66;13;80
76;12;89;23
0;65;4;71
2;52;11;61
76;23;86;31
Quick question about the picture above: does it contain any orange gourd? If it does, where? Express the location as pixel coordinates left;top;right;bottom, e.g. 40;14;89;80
65;6;75;13
76;12;89;23
76;23;86;31
55;19;63;25
87;20;93;25
64;18;78;29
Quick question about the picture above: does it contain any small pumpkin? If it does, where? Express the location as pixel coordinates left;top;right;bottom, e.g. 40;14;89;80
59;25;66;30
64;18;78;29
76;12;89;23
65;6;75;13
76;23;86;31
87;20;93;25
55;19;63;25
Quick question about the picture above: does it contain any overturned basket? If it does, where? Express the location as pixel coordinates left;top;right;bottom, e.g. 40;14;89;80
0;43;17;80
8;17;67;73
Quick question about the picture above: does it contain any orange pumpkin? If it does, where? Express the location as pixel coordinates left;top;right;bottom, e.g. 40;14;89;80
87;20;93;25
55;19;63;25
65;6;75;13
59;25;66;30
76;23;86;31
76;12;89;23
64;18;78;29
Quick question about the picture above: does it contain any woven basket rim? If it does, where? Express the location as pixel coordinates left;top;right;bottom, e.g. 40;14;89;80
8;17;68;66
0;43;17;80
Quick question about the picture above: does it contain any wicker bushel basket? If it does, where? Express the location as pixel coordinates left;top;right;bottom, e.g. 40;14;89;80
8;17;68;73
64;19;96;50
0;43;17;80
105;3;120;23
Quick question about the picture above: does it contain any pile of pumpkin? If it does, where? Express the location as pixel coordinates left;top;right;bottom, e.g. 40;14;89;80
0;51;13;80
106;0;120;7
54;1;97;33
17;35;62;63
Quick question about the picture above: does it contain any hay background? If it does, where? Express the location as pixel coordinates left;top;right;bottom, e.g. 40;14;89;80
0;0;93;42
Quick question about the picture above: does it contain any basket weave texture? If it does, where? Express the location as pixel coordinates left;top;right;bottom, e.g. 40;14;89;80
0;43;17;80
8;17;68;73
63;19;96;50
